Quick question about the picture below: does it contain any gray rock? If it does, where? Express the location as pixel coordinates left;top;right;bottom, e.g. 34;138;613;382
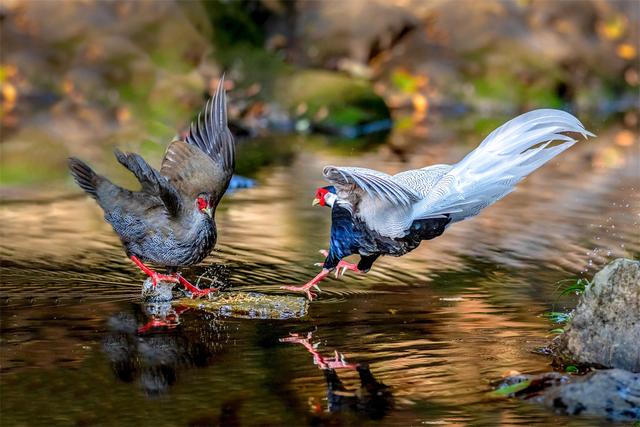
141;278;175;302
556;258;640;372
500;369;640;421
530;369;640;421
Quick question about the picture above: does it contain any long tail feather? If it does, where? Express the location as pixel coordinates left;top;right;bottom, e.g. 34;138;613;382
415;109;593;222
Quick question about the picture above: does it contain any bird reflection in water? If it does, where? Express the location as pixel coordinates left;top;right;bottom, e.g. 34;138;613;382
102;301;225;396
136;303;191;334
281;332;394;420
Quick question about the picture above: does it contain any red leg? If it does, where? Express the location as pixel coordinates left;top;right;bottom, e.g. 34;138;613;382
130;256;179;287
314;250;361;279
175;273;217;298
281;269;330;300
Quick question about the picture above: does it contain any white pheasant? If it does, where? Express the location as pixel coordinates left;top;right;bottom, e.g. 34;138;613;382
281;109;594;300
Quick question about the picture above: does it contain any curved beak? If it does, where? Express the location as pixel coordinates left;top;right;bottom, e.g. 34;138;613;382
312;198;320;206
204;207;213;218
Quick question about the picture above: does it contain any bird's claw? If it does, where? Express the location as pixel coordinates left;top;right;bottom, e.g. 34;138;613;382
327;350;357;370
281;268;330;301
189;287;216;299
280;285;318;301
314;250;329;268
304;289;317;300
334;260;360;278
150;272;179;288
174;273;216;298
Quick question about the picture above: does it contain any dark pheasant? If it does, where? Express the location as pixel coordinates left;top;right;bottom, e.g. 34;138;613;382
282;109;593;299
69;79;235;297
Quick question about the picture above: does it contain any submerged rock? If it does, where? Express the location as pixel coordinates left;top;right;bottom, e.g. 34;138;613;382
555;258;640;372
496;369;639;421
141;278;175;302
176;291;308;320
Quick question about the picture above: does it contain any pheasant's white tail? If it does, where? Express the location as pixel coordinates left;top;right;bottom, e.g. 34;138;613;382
414;109;593;222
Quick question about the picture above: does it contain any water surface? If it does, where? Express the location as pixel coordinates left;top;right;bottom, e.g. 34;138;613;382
1;125;638;426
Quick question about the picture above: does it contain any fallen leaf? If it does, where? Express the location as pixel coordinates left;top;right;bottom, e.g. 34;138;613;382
489;379;532;397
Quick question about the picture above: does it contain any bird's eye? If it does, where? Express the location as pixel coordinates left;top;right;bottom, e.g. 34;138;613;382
197;197;207;211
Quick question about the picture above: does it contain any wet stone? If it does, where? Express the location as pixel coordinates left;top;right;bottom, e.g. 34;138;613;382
175;291;308;320
498;369;640;422
141;278;175;303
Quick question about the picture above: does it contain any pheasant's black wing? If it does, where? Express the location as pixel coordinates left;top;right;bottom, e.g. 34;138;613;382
69;157;171;243
160;77;235;209
114;149;182;217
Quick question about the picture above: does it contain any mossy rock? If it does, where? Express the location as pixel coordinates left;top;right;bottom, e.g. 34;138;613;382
275;70;390;132
175;291;308;320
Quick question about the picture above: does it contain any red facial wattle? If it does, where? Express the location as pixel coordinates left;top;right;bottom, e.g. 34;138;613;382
197;197;208;211
315;188;328;207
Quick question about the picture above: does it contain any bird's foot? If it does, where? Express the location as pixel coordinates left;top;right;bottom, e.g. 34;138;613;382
326;350;358;370
130;256;179;288
175;274;217;299
151;272;180;287
280;283;320;301
335;260;361;278
313;249;329;267
313;250;360;279
280;269;330;301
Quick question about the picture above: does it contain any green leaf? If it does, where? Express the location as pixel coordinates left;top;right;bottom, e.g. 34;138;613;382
559;278;590;296
489;379;532;397
565;365;579;373
543;311;572;324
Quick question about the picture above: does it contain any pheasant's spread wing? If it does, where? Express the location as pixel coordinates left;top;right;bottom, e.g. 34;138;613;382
113;149;182;216
392;164;452;197
323;166;420;207
161;77;235;208
323;166;422;238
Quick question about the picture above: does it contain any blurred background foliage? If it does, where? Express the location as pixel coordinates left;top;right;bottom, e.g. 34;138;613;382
0;0;638;190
